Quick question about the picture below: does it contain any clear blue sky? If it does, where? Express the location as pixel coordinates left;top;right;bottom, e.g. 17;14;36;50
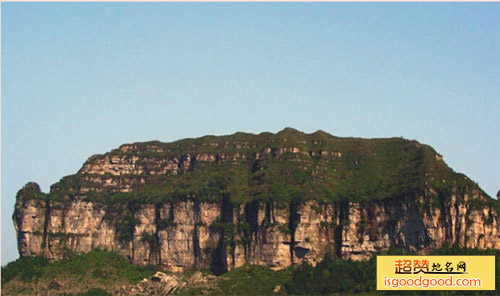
2;3;499;265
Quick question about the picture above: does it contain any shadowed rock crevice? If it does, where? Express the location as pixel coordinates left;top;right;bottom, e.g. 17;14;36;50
288;200;301;264
243;201;259;261
42;198;50;251
334;199;349;258
210;195;233;275
192;199;202;268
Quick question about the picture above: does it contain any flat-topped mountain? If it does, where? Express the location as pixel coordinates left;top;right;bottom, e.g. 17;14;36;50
14;128;499;274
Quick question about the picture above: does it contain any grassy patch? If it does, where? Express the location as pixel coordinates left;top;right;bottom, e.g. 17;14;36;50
216;265;291;295
1;256;49;284
176;264;292;296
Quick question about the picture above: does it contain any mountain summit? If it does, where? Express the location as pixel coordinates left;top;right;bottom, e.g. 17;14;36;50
14;128;499;274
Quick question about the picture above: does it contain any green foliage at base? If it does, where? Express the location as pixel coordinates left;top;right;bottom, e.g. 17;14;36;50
216;264;291;295
286;247;499;296
1;256;49;284
52;249;158;283
286;255;376;294
176;264;292;296
1;249;159;287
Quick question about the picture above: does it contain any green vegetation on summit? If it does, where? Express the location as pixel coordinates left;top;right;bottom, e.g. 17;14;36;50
45;128;491;207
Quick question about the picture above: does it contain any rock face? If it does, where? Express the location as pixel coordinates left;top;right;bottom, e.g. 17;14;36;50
13;128;500;274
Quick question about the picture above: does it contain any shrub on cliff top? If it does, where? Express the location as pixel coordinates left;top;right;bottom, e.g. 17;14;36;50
16;182;47;202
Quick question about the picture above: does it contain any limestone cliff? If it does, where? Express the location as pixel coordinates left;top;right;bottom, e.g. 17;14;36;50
13;128;500;274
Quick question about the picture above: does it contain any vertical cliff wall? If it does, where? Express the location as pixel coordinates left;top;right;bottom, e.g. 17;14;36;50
14;184;499;273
